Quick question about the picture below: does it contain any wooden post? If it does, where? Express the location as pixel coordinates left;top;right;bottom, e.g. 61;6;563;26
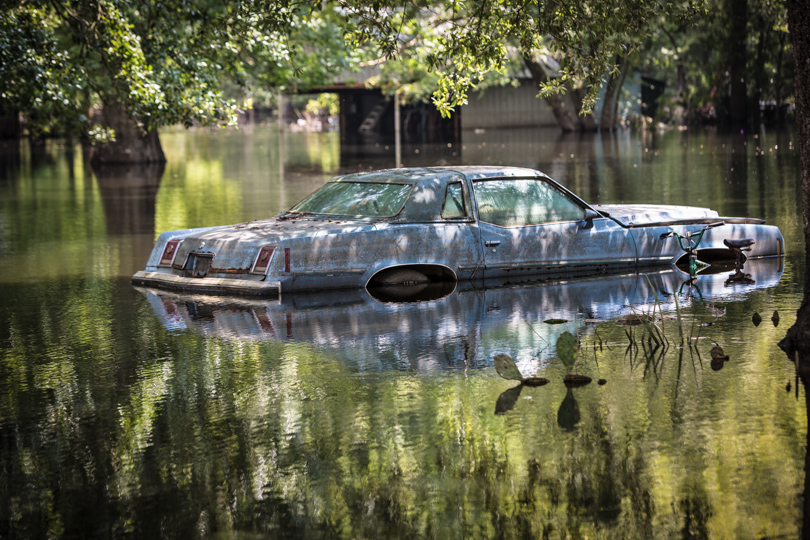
277;91;284;134
394;92;402;167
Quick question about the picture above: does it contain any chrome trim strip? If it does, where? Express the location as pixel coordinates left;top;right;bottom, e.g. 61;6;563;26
293;269;367;277
484;259;636;270
132;271;281;297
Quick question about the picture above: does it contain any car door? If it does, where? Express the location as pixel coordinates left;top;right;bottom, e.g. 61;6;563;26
472;177;636;279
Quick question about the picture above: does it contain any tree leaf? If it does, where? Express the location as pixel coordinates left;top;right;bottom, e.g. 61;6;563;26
556;331;578;369
493;353;523;381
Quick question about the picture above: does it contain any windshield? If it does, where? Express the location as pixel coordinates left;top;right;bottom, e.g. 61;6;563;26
290;182;413;217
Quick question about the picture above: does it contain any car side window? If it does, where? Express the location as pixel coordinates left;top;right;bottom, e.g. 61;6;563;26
473;178;584;226
441;182;467;219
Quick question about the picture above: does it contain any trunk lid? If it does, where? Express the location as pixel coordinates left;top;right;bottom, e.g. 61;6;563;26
171;216;379;274
594;204;719;226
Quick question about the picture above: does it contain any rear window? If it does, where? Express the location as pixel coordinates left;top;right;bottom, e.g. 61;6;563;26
290;182;412;217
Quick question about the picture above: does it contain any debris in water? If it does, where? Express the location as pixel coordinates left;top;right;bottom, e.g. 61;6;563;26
710;345;729;361
521;377;550;387
544;318;569;325
563;373;592;387
752;312;762;326
772;311;780;327
494;354;550;386
494;354;523;381
699;322;713;327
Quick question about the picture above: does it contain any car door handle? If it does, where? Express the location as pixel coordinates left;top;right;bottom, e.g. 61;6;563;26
485;240;501;247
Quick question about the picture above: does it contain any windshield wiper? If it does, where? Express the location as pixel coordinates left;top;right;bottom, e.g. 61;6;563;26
277;210;312;221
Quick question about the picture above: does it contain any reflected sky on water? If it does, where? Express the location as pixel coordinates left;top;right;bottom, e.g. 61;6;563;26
0;126;807;539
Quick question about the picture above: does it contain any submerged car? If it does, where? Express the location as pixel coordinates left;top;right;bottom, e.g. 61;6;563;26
132;166;785;296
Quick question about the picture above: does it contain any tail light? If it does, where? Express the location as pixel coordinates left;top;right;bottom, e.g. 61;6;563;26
159;240;181;267
251;245;276;274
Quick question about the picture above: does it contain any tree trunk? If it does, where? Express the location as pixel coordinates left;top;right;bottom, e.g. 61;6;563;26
0;102;20;138
753;16;769;127
569;85;599;132
780;0;810;355
612;67;628;128
600;56;625;131
776;31;787;125
91;101;165;165
727;0;748;128
524;57;579;132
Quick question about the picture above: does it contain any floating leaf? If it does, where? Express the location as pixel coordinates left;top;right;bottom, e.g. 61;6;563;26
521;377;550;387
494;353;523;381
494;384;524;414
557;331;578;369
563;373;592;388
752;312;762;326
544;318;569;325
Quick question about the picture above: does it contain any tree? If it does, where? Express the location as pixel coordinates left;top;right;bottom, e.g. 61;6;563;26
780;0;810;355
348;0;677;118
344;0;699;131
0;0;350;164
631;0;792;127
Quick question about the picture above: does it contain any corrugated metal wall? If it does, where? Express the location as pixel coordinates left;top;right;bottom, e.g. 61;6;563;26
462;80;559;129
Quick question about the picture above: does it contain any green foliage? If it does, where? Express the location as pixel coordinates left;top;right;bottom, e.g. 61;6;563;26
0;0;351;140
556;331;578;370
305;93;340;116
344;0;703;117
634;0;792;124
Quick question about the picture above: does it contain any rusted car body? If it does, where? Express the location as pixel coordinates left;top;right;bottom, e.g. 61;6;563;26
132;166;785;296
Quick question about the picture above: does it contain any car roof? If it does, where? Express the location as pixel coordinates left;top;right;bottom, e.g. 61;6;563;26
332;166;546;184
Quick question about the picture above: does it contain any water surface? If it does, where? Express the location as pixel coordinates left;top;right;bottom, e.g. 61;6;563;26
0;126;806;539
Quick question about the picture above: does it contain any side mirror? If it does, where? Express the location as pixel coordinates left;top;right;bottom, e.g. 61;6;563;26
579;208;599;229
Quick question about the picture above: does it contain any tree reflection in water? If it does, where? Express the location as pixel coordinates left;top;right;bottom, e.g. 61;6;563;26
0;129;806;538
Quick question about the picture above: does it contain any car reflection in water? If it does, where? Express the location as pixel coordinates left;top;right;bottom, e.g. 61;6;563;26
138;258;783;375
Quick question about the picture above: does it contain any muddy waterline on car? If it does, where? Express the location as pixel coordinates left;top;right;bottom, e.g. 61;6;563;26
0;126;807;538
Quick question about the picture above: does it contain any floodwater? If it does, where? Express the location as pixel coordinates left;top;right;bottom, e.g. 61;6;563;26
0;125;806;539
